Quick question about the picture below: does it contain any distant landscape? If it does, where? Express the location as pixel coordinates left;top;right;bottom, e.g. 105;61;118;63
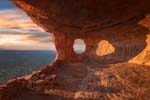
0;50;56;84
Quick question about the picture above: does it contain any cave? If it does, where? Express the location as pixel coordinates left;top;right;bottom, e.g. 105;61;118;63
0;0;150;100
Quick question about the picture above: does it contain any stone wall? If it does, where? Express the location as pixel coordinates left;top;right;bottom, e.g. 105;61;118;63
12;0;150;65
53;21;150;65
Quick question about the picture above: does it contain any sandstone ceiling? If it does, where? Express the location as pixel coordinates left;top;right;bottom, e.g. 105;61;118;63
12;0;150;65
12;0;150;34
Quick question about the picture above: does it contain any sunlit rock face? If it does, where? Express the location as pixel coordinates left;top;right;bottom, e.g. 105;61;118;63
12;0;150;65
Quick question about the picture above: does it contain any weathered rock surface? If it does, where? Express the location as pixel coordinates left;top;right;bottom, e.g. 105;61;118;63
0;62;150;100
0;0;150;100
12;0;150;65
0;65;58;100
12;0;150;33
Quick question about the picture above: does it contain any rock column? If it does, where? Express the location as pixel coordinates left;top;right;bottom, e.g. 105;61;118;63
53;33;77;62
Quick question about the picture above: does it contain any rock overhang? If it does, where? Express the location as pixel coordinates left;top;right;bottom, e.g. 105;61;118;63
12;0;150;34
11;0;150;65
0;1;150;99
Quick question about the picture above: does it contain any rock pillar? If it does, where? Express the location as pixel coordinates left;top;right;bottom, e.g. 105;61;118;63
53;33;77;62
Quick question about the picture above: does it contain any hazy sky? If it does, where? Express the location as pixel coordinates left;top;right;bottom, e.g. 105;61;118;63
0;0;55;50
0;0;86;51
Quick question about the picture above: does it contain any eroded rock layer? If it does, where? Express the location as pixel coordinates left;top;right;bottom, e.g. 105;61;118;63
12;0;150;33
0;62;150;100
0;0;150;100
12;0;150;65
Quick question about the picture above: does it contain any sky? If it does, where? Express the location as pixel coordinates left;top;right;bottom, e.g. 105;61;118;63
0;0;85;51
0;0;55;50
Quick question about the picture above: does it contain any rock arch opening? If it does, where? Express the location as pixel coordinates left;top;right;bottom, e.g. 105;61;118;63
96;40;115;56
73;39;86;54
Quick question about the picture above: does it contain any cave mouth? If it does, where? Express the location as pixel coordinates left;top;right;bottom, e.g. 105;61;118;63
73;39;86;54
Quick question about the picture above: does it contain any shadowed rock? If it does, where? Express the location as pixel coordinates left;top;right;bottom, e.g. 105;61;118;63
0;0;150;100
12;0;150;64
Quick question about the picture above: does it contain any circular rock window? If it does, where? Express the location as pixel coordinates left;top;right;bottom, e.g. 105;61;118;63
73;39;86;54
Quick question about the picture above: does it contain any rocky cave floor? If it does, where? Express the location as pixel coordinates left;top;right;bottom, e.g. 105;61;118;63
0;61;150;100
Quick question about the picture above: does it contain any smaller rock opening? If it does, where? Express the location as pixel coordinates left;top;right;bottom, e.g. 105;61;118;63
73;39;86;54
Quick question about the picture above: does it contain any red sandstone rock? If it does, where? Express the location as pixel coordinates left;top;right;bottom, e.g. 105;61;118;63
12;0;150;65
0;0;150;100
45;75;56;81
12;0;150;33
